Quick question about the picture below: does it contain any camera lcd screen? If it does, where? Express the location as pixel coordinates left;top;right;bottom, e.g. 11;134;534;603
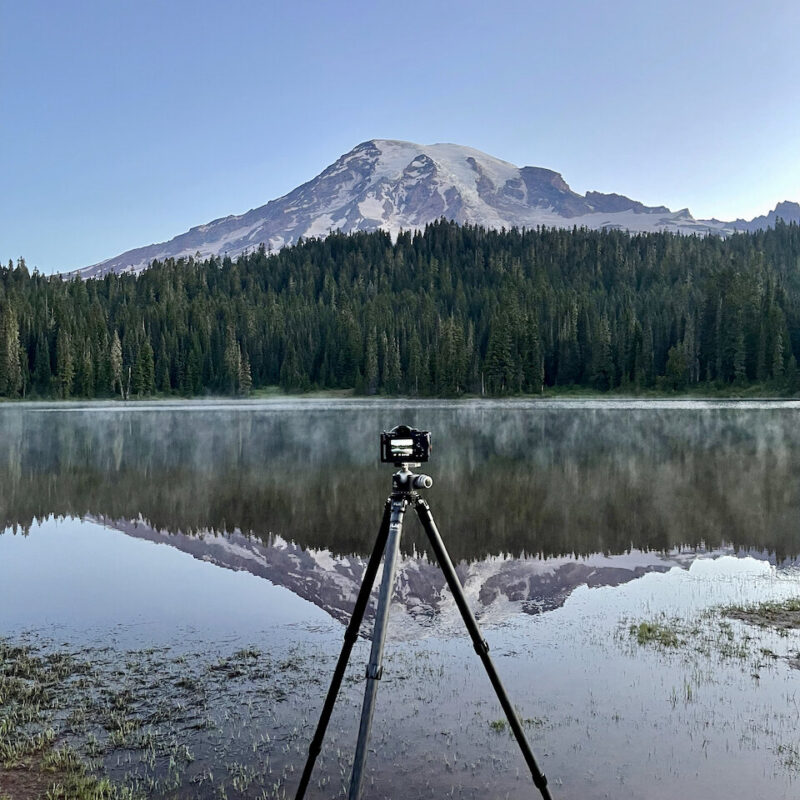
389;438;414;457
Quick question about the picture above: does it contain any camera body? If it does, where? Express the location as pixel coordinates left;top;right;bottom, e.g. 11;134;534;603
380;425;431;465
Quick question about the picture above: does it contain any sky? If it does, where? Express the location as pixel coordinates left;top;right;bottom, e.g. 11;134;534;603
1;0;799;274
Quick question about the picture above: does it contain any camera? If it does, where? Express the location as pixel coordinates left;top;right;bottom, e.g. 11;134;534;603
380;425;431;465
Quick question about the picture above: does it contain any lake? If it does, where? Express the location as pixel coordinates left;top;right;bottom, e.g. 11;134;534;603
2;399;800;799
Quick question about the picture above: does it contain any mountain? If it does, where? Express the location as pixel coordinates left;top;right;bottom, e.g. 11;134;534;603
71;139;799;278
730;200;800;232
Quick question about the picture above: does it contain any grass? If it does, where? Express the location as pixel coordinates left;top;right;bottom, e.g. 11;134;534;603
626;597;800;672
627;613;751;661
42;747;138;800
723;596;800;633
487;715;545;735
630;620;682;648
0;640;138;799
0;636;309;799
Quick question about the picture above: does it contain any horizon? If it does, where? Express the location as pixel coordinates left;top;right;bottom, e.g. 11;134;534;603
2;0;799;274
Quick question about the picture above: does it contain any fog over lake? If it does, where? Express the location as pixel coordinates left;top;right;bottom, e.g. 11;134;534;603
4;398;800;556
2;399;800;799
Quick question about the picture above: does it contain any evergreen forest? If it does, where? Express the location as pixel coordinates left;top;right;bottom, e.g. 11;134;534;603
2;219;800;399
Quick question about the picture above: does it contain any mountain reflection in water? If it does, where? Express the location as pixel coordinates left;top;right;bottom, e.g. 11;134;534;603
2;401;800;607
86;514;706;624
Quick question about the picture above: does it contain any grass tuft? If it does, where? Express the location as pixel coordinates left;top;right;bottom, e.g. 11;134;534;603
724;596;800;632
630;621;682;648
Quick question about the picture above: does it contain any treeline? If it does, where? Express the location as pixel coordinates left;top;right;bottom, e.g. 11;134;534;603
3;219;800;399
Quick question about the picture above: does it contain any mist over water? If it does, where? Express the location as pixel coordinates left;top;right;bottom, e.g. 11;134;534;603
2;399;800;561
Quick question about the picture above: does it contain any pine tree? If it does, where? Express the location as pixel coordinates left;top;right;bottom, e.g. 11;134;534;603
665;345;688;391
785;354;798;392
524;315;543;392
384;337;402;394
131;346;144;397
33;332;51;395
591;314;614;391
280;343;305;391
0;307;22;397
436;317;466;395
56;327;74;399
110;330;123;397
239;349;252;395
364;328;379;394
485;314;512;394
770;307;786;380
139;339;155;395
407;331;423;395
224;328;241;394
76;344;94;397
157;340;171;393
772;330;785;379
733;323;747;385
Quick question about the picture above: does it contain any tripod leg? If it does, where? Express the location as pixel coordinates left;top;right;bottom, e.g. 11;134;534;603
294;500;392;800
348;497;408;800
414;499;553;800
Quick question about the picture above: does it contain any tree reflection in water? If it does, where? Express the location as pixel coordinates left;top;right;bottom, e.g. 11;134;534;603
2;400;799;564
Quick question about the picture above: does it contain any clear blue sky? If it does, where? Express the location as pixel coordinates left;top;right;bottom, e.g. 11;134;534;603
2;0;799;273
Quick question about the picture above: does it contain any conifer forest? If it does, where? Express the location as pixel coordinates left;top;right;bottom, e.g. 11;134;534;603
2;219;800;400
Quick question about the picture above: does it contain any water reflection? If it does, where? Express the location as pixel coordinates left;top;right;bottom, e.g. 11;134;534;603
82;513;698;625
2;399;799;621
2;400;800;561
4;401;800;798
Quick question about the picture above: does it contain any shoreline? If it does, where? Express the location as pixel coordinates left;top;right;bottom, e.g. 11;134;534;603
2;384;800;408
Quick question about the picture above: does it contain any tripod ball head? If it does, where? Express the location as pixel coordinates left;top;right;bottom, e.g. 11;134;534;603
391;465;433;493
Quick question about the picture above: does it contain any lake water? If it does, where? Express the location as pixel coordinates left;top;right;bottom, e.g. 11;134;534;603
2;399;800;799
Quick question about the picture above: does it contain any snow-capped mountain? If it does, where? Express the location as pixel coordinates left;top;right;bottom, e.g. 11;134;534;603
72;139;799;278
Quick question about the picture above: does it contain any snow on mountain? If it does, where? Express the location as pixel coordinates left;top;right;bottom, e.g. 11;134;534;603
70;139;799;278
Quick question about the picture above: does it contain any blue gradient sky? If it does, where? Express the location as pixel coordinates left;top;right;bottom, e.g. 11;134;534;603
2;0;799;273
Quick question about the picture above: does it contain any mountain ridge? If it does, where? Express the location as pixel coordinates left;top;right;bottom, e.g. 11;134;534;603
71;139;800;278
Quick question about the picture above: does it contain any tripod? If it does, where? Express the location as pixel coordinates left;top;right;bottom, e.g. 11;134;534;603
294;464;552;800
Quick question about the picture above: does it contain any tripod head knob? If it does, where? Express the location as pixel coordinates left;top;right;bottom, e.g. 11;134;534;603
413;474;433;489
392;465;433;493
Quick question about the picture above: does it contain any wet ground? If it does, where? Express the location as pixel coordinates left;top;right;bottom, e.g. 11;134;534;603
3;517;800;799
3;400;800;798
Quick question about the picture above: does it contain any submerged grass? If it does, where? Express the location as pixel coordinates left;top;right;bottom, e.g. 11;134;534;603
620;601;800;780
0;640;139;799
625;597;800;674
630;620;683;648
625;609;767;659
723;596;800;633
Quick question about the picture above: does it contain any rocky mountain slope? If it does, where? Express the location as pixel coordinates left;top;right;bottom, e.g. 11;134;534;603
72;139;800;278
